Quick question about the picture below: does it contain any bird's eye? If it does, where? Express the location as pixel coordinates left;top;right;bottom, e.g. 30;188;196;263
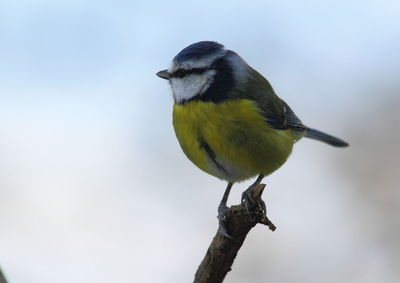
174;69;188;78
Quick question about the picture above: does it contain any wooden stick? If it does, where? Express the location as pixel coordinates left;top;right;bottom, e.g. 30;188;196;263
0;267;8;283
194;184;276;283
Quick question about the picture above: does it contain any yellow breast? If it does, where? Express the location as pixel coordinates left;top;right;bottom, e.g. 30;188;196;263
173;99;297;182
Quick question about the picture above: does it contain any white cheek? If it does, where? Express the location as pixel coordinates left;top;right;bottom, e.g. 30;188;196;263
170;70;216;104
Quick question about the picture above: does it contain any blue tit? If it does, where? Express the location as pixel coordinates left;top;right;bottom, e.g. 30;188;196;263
157;41;348;237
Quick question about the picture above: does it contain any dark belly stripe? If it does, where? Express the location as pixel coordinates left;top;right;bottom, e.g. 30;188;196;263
198;139;228;174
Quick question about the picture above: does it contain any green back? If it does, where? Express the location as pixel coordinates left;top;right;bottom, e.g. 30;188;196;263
234;68;306;132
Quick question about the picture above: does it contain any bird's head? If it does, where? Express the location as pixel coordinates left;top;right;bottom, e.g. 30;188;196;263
157;41;249;104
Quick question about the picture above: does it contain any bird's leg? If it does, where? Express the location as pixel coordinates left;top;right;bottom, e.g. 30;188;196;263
241;174;265;213
217;182;234;238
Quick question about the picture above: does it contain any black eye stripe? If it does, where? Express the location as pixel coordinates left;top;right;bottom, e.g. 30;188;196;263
170;67;209;78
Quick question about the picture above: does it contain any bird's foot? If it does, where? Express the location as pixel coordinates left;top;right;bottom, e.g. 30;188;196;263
242;183;276;231
217;202;233;239
241;183;267;216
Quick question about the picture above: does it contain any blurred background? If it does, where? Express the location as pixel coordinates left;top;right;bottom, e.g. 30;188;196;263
0;0;399;282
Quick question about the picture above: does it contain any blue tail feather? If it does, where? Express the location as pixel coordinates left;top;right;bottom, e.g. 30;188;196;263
305;128;349;147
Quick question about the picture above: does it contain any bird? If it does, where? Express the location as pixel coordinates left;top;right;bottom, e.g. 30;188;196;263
156;41;348;237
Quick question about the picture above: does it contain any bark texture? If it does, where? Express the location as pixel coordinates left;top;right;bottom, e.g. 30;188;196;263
0;268;8;283
194;184;276;283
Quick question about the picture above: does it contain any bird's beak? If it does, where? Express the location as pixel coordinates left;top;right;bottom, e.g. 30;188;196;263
156;69;170;80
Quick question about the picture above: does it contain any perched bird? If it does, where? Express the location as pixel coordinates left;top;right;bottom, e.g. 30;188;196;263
157;41;348;237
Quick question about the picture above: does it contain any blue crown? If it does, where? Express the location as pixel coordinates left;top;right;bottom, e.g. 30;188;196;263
173;41;224;63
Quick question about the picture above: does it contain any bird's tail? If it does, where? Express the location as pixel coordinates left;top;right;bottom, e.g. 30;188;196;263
304;127;349;147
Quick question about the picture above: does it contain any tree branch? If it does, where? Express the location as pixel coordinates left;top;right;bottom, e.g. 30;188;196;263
0;268;8;283
194;184;276;283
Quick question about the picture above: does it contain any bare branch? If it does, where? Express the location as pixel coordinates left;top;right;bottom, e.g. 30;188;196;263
194;184;276;283
0;268;8;283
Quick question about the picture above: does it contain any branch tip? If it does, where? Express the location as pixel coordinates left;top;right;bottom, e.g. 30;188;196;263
194;182;276;283
252;183;266;202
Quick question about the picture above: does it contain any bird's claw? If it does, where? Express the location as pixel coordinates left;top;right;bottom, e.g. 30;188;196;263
241;185;267;216
217;202;233;239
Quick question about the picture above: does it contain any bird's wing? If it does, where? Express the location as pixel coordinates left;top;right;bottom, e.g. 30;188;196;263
236;68;305;132
265;99;305;131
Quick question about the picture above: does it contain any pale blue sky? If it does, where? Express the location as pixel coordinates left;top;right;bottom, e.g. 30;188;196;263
1;0;399;91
